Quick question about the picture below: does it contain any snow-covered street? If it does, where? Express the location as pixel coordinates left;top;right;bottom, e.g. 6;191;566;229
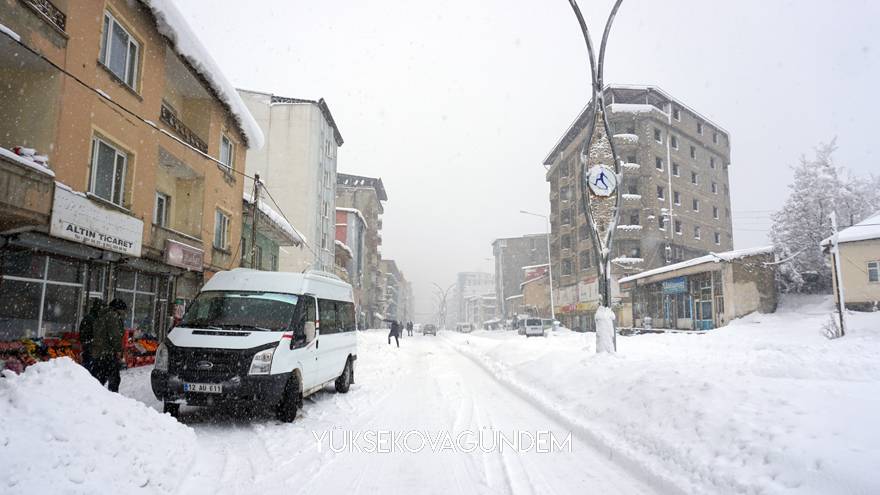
120;330;657;495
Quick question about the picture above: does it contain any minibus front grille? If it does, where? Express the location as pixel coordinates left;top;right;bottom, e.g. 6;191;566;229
169;347;250;382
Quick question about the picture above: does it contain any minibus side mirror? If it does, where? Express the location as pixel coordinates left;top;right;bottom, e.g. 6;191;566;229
291;321;316;350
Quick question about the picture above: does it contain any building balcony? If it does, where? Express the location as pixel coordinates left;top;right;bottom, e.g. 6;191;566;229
159;103;208;154
0;150;54;231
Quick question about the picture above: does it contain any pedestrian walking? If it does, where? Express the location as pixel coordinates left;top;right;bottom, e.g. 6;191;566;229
385;319;401;347
78;298;105;373
90;298;127;392
406;321;413;336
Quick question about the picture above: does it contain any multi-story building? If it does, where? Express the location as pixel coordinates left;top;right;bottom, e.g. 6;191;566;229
464;294;498;327
379;259;410;323
0;0;261;340
335;207;367;326
543;85;733;330
336;173;387;328
452;272;494;325
491;234;549;319
238;90;343;273
241;194;304;272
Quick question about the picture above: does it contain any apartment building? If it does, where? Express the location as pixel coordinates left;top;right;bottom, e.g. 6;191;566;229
335;207;367;325
0;0;260;340
491;234;549;319
238;90;343;273
336;173;387;328
543;85;733;330
452;272;494;325
379;259;411;324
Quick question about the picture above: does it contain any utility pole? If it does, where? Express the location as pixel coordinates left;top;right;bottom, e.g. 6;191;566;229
829;211;846;336
250;173;261;268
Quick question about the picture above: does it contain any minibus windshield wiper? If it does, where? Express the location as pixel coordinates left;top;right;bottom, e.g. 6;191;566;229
177;321;222;330
216;324;274;332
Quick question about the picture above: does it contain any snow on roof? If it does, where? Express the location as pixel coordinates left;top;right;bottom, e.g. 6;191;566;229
1;22;21;42
336;207;368;229
141;0;264;149
334;239;353;257
619;246;775;284
521;263;550;270
243;191;304;245
0;146;54;177
520;273;549;288
505;294;524;300
820;211;880;246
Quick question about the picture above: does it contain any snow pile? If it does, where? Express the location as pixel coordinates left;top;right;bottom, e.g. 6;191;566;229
594;306;615;352
334;239;353;257
141;0;264;149
0;146;55;177
0;358;196;494
244;191;305;245
443;297;880;494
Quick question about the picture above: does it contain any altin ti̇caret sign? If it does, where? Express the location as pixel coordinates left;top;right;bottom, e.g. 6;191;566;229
49;185;143;257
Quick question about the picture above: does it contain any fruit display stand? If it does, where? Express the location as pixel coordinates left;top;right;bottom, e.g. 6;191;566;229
0;333;82;373
122;330;159;368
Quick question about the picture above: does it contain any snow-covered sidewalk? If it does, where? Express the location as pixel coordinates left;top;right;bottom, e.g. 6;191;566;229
442;296;880;495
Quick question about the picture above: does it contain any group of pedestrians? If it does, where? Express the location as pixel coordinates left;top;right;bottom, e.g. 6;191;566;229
78;298;128;392
385;320;415;347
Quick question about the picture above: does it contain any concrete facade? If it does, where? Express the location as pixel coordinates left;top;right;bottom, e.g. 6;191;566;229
238;90;342;273
452;272;494;325
543;85;734;331
491;234;549;319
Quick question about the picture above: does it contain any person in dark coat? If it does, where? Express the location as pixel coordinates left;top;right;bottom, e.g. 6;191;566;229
385;320;401;347
78;298;105;372
406;321;413;336
90;298;127;392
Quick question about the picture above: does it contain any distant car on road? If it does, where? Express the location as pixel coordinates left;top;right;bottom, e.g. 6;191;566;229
524;318;545;337
456;323;474;333
422;324;438;336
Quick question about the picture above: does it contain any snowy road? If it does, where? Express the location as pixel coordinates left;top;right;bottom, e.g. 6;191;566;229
122;330;659;495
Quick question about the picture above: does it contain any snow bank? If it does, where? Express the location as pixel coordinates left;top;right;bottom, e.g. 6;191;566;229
0;358;196;494
141;0;264;149
442;299;880;494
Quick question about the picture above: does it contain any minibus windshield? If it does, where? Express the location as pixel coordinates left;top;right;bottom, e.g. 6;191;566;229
179;291;299;332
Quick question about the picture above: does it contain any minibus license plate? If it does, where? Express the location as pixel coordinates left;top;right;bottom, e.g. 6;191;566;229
184;383;223;393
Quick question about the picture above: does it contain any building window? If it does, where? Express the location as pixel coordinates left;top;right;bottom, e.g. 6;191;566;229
627;155;637;164
90;136;127;206
657;185;665;200
672;107;680;120
691;171;698;184
114;270;157;334
561;208;572;225
712;206;719;219
560;185;571;201
690;146;696;159
655;156;663;170
658;216;667;230
154;192;169;227
220;135;234;170
562;259;573;276
674;220;682;234
713;132;719;144
694;226;701;240
561;234;572;250
100;11;139;88
629;212;640;225
711;182;718;194
674;191;681;205
714;232;721;245
627;183;638;195
580;250;591;269
692;198;700;212
214;209;230;250
868;261;879;282
672;162;680;177
654;128;662;143
579;224;590;241
697;122;703;135
710;157;716;169
671;135;678;149
270;253;278;271
255;245;263;270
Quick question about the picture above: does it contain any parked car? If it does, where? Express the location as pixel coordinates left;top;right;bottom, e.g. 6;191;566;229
151;269;357;423
524;318;545;337
456;323;475;333
422;324;438;336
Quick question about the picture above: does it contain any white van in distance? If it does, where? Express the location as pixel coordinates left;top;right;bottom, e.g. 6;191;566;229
151;269;357;422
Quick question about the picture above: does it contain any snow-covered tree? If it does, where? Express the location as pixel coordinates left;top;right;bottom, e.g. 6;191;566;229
770;139;880;293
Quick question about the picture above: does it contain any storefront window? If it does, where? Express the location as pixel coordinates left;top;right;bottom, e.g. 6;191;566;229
0;251;85;338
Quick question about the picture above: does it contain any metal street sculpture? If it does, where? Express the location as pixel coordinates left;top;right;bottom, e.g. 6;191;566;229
567;0;624;352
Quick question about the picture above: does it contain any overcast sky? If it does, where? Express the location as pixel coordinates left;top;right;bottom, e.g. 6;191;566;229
175;0;879;319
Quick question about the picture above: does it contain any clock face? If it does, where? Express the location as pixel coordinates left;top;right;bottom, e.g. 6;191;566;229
587;164;617;197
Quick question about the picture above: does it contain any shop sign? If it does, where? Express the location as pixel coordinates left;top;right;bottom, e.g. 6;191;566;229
49;185;143;256
523;264;548;280
576;301;598;312
164;239;204;271
662;276;688;295
578;276;599;303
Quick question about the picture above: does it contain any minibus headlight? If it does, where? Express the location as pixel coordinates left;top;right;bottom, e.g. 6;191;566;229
154;343;169;371
249;348;274;375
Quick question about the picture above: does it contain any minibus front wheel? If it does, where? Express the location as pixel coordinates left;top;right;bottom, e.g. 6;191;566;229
276;374;302;423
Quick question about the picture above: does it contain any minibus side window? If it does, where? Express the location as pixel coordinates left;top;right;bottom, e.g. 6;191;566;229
318;299;338;335
338;302;355;332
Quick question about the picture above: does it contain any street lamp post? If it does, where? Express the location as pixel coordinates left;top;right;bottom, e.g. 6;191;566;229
432;282;456;329
566;0;625;353
520;210;555;321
